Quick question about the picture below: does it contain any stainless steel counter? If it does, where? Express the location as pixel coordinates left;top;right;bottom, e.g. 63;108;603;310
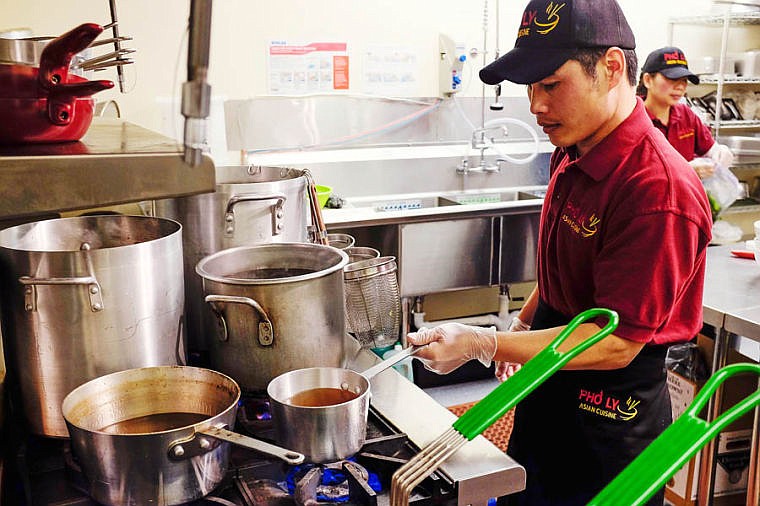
700;243;760;506
704;244;760;337
0;118;215;219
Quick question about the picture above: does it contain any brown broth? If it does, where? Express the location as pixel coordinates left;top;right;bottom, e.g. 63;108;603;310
99;412;209;434
286;387;359;407
229;267;315;280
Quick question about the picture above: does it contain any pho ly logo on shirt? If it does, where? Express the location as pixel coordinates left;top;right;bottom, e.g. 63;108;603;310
678;130;695;141
518;2;566;38
578;389;641;421
561;201;601;238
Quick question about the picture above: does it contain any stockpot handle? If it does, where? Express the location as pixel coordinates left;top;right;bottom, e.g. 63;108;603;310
204;294;274;346
167;424;305;465
18;242;104;312
224;192;287;237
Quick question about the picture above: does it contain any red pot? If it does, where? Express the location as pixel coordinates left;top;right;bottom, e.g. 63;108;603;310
0;23;113;144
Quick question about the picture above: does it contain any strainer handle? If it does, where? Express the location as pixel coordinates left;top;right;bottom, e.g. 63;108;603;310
589;363;760;506
453;308;618;440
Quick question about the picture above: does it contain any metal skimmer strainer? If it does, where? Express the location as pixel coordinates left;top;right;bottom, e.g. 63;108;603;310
343;256;400;349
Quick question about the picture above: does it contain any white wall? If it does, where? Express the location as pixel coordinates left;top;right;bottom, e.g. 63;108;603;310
1;0;749;138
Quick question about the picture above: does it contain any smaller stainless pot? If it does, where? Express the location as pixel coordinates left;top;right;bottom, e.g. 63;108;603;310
267;346;421;463
62;366;304;506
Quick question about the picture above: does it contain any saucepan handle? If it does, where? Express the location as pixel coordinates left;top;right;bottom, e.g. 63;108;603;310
361;345;425;380
167;424;305;465
200;426;305;465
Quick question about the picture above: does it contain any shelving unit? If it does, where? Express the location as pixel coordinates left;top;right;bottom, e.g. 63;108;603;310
0;118;215;220
669;7;760;235
669;7;760;506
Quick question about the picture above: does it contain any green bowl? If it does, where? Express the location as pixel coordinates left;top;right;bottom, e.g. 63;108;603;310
316;185;332;208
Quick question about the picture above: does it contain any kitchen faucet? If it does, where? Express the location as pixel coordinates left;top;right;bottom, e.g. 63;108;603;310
457;124;509;174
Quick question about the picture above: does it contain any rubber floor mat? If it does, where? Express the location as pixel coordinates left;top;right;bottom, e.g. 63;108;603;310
447;401;514;452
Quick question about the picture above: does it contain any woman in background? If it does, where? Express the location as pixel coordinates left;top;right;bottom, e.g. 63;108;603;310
637;46;734;177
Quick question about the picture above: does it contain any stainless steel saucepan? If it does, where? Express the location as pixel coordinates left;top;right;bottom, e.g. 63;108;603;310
62;365;304;506
267;345;422;463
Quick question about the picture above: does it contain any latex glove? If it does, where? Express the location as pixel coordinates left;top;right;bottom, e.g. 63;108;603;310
707;143;734;169
688;157;716;180
407;323;496;375
495;317;528;382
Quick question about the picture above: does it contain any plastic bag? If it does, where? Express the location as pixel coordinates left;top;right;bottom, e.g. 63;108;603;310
700;159;743;220
665;342;708;382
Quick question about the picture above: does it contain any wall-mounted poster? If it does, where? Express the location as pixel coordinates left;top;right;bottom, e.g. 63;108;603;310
268;41;349;95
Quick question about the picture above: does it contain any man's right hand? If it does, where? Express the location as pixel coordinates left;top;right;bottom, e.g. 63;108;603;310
495;316;530;382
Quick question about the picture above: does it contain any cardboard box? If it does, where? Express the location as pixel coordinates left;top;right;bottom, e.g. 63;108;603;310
715;430;752;496
665;369;703;506
664;334;756;506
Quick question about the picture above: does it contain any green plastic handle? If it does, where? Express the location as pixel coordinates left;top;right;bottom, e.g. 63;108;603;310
588;362;760;506
452;307;619;440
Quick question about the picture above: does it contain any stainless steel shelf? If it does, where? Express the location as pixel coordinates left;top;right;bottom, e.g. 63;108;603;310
724;201;760;215
698;75;760;84
0;118;215;219
670;12;760;26
708;119;760;129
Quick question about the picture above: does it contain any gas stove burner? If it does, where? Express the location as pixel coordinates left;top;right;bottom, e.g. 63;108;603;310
237;394;275;435
242;396;272;421
286;458;381;503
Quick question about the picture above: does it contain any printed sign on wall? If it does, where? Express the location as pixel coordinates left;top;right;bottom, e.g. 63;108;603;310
268;41;349;94
363;44;418;96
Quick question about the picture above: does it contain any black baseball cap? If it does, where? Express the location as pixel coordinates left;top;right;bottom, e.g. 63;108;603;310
479;0;636;85
641;47;699;85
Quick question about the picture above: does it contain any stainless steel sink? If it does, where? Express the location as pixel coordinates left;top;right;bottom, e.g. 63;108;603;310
363;195;464;211
341;186;546;212
438;189;546;205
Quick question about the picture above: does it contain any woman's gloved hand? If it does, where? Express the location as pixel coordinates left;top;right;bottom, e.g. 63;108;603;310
407;323;496;375
707;142;734;169
495;317;528;382
688;157;716;180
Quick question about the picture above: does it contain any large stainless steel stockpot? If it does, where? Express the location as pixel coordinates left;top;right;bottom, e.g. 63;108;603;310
155;165;310;355
0;215;185;437
195;243;348;392
62;365;304;506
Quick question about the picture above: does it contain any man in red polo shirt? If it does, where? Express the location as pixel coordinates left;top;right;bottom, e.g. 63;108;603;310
406;0;713;504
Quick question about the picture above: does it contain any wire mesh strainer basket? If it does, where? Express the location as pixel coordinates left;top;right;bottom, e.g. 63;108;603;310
343;256;400;349
327;233;355;250
345;246;380;264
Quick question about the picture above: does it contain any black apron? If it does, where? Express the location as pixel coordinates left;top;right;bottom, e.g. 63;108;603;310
503;299;671;506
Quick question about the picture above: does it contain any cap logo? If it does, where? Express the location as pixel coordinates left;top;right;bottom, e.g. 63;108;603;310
663;50;687;66
518;2;566;38
536;2;566;34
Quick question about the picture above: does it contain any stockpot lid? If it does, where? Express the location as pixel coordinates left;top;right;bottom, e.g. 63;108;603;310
195;242;349;285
